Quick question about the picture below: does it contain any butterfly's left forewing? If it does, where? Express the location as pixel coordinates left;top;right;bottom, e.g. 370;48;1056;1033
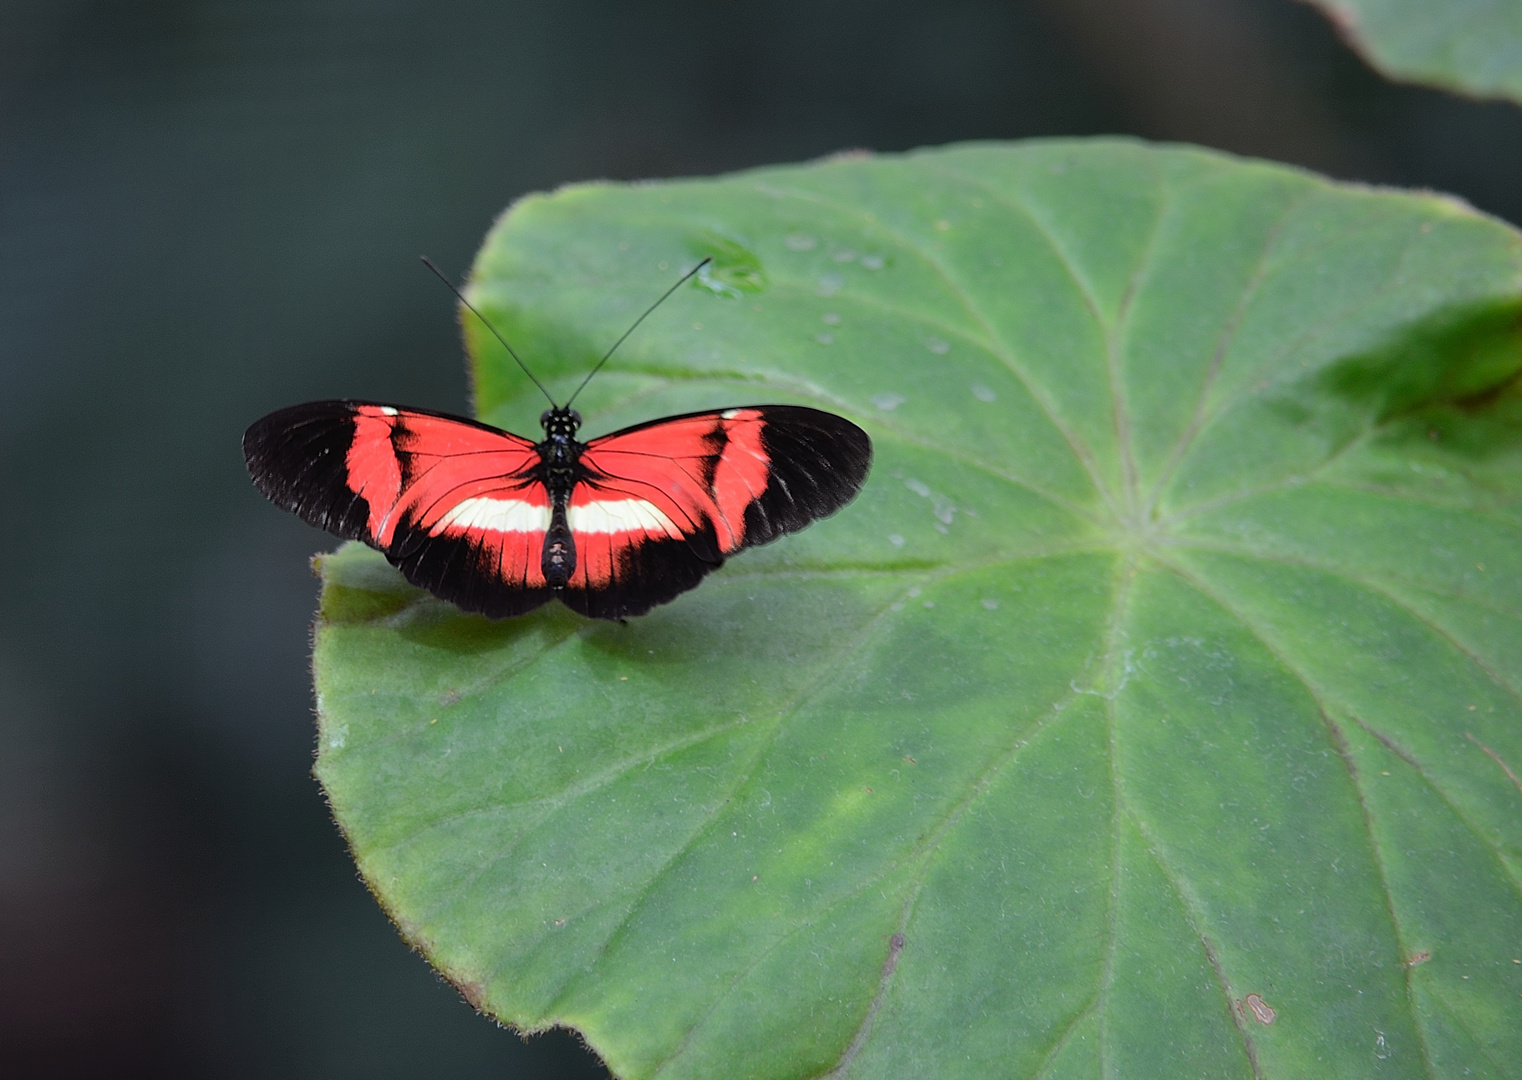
244;401;554;617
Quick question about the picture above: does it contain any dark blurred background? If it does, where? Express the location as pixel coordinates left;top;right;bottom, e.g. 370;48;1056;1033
3;1;1520;1076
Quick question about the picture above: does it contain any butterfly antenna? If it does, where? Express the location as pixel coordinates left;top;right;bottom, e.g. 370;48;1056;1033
421;256;558;408
565;257;712;408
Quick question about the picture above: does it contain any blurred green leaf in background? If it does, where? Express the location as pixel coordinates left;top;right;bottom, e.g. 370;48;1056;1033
1305;0;1522;104
312;141;1522;1078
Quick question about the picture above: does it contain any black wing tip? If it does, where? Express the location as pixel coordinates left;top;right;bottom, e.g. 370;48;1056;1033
758;403;873;472
243;400;355;463
737;406;873;546
241;401;376;540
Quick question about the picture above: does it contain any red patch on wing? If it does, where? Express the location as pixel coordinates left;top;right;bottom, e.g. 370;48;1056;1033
371;411;541;546
711;409;770;550
477;524;549;590
568;528;615;591
579;408;768;556
345;406;403;537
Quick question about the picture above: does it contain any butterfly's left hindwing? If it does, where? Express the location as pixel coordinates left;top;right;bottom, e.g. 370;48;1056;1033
245;401;872;621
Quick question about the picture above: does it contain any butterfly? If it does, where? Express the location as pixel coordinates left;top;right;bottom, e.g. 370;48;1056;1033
243;260;873;621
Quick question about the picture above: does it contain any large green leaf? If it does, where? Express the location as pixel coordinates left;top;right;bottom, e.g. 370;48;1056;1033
1305;0;1522;104
312;140;1522;1079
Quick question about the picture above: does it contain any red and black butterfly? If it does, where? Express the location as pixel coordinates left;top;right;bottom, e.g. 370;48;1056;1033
243;260;872;620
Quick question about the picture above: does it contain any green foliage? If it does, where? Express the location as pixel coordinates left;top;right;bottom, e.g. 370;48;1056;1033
314;141;1522;1078
1305;0;1522;104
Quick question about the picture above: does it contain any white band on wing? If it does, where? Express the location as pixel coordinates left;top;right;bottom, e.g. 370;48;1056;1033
568;497;682;538
434;496;551;534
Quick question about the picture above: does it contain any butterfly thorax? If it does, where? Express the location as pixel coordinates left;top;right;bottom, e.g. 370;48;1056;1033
536;406;586;495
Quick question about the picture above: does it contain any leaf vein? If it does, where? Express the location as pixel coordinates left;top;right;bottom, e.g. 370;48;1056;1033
1162;555;1522;1057
1174;542;1522;710
534;573;943;1013
363;713;755;864
1347;713;1522;904
1169;229;1431;475
1424;981;1514;1078
1028;994;1100;1080
1097;556;1138;1075
1143;187;1316;517
755;180;1121;518
1319;710;1441;1080
1125;810;1266;1080
1167;537;1522;622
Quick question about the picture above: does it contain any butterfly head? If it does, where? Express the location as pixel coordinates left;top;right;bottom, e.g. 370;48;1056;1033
540;406;582;439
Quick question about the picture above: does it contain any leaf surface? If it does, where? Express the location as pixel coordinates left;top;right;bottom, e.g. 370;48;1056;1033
1305;0;1522;103
313;141;1522;1079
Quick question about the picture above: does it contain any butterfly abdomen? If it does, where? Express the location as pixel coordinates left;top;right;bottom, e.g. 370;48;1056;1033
542;505;576;587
